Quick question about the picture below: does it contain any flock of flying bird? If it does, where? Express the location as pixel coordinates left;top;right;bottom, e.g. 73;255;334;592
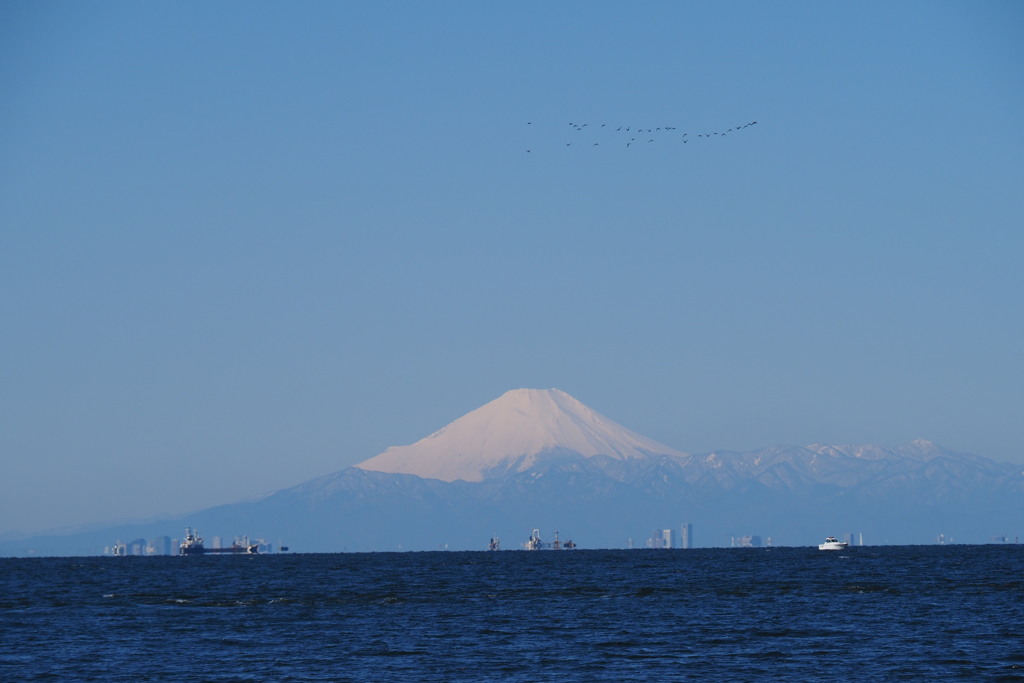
523;119;758;153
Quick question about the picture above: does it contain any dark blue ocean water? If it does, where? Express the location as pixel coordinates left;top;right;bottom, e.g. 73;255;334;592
2;546;1023;681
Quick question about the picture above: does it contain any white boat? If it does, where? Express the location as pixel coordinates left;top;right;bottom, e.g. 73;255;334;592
818;536;849;551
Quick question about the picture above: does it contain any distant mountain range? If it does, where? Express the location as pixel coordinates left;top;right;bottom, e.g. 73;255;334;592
4;389;1022;556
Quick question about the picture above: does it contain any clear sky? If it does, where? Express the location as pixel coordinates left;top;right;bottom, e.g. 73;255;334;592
2;1;1022;536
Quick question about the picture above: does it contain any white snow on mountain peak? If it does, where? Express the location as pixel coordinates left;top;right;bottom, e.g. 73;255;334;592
354;388;688;482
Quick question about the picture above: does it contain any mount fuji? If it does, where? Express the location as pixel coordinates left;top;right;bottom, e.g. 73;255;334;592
355;388;688;482
4;388;1023;555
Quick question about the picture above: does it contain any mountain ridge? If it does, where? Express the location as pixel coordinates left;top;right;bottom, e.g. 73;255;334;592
2;389;1021;555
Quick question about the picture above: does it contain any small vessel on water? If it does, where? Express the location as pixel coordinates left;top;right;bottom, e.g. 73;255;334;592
818;536;849;551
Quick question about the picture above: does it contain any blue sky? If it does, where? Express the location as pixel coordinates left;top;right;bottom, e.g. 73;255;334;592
2;1;1022;535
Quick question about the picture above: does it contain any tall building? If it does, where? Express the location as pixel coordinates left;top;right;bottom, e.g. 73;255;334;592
680;522;693;549
662;529;672;549
146;536;172;556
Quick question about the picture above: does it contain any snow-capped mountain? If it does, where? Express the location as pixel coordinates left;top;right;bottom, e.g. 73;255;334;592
354;388;688;482
5;389;1022;555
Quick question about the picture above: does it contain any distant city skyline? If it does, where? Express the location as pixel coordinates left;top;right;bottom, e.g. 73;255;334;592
2;2;1022;535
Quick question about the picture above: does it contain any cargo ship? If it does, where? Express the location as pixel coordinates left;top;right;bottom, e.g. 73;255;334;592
524;528;576;550
178;527;259;555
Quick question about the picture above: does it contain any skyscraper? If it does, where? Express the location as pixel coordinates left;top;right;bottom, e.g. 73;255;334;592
680;522;693;549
